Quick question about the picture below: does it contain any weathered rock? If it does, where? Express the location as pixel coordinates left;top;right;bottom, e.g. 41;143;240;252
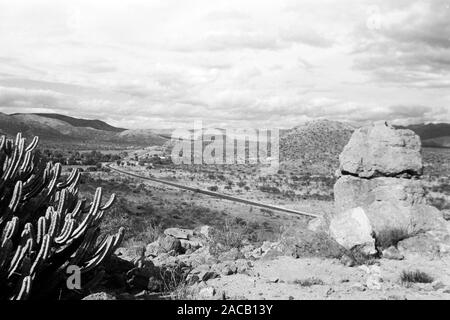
334;175;425;214
432;281;446;291
307;217;327;233
339;254;355;267
180;239;202;251
212;262;238;276
329;207;376;255
202;271;220;282
367;203;447;236
145;241;160;257
442;210;450;221
261;249;284;261
333;177;446;248
235;259;253;274
198;225;215;239
199;287;216;299
339;121;422;178
164;228;194;240
218;248;244;261
397;231;450;258
115;246;146;263
409;205;448;233
126;260;160;291
363;201;411;235
158;235;183;254
82;292;116;300
382;246;404;260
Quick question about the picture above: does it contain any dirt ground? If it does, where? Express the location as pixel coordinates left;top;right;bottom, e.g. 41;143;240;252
204;255;450;300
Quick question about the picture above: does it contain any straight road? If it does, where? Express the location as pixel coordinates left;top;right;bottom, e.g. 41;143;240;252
106;164;320;219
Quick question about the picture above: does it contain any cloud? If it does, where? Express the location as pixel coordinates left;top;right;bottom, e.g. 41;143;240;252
353;1;450;88
0;86;65;109
0;0;448;128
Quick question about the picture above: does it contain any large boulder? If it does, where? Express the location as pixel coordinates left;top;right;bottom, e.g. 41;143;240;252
339;121;422;178
330;121;450;256
398;230;450;258
364;202;447;235
329;207;376;255
334;175;426;214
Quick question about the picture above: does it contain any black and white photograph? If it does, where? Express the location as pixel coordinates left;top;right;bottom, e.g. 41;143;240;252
0;0;450;306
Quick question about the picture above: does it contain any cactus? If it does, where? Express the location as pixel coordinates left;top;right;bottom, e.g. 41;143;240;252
0;133;124;300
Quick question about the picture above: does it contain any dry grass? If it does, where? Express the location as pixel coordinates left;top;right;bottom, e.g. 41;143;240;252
294;277;325;287
400;270;434;285
375;228;410;250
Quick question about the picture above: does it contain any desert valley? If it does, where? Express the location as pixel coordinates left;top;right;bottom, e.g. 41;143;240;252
1;112;450;300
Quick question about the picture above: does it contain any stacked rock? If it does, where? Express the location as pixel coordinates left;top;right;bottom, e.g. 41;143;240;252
329;121;448;256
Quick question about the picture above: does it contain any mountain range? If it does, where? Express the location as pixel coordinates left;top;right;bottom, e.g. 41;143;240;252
0;113;167;147
0;112;449;150
397;123;450;148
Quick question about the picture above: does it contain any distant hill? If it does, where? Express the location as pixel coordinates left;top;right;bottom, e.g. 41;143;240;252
0;112;168;147
31;113;126;132
397;123;450;148
280;119;355;174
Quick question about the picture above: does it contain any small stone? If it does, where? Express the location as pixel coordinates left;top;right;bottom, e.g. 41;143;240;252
218;248;244;261
221;266;236;276
82;292;116;300
261;249;283;261
382;246;404;260
326;287;335;296
432;281;446;291
198;225;215;239
340;254;355;267
202;271;220;282
308;217;325;233
268;277;279;283
199;287;216;298
351;283;366;291
164;228;194;240
366;275;383;290
442;210;450;221
158;235;183;254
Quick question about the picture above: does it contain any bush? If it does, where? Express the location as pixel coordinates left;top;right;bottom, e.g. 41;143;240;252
400;270;434;285
375;228;410;250
208;218;249;256
294;277;324;287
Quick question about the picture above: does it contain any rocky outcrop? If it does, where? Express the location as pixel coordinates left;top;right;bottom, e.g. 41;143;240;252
334;175;426;214
329;207;376;255
330;121;449;256
339;121;423;178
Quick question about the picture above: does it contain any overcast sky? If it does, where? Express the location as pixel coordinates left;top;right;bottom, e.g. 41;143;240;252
0;0;449;129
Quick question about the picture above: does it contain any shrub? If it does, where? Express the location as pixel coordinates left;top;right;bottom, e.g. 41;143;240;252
400;270;434;285
208;218;249;256
0;134;123;300
375;228;410;250
259;185;281;194
294;277;324;287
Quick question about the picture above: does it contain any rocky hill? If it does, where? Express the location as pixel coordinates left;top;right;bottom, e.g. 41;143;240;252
31;113;126;132
280;120;355;174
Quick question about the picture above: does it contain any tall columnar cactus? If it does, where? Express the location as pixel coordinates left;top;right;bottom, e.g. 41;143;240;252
0;133;124;300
